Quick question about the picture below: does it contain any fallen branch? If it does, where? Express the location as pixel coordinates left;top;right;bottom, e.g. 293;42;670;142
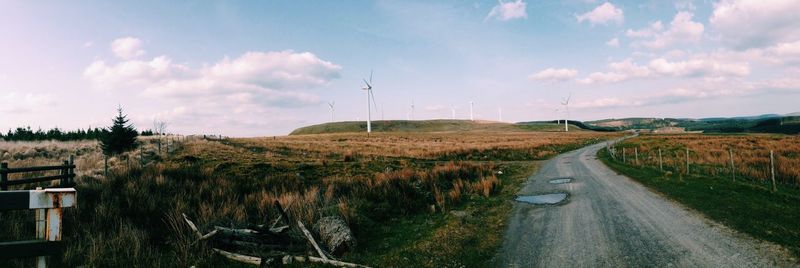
212;248;265;266
298;220;329;261
182;213;202;239
283;255;372;268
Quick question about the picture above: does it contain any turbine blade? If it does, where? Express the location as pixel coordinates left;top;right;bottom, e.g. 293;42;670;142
370;90;379;115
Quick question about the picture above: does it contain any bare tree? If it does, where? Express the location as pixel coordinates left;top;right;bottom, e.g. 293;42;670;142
153;119;168;154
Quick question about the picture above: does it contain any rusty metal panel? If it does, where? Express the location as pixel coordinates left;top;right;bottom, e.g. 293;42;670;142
28;188;76;209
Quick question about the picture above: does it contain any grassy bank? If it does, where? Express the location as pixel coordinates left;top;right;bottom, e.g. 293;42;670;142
598;147;800;256
349;161;538;267
1;131;616;267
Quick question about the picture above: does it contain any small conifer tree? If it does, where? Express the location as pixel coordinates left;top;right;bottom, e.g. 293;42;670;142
100;106;139;156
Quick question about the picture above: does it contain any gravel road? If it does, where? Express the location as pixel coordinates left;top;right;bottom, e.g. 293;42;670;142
499;141;795;267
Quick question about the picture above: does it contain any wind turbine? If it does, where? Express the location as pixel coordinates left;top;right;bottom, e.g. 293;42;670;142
327;101;335;122
362;70;378;133
410;99;415;120
498;107;503;122
561;93;571;132
469;101;475;121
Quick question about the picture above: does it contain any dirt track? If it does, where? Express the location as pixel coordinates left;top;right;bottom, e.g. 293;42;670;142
499;141;795;267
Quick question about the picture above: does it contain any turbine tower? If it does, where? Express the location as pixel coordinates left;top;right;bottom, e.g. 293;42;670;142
410;99;415;120
561;93;571;132
451;106;456;120
469;101;475;121
327;101;335;122
498;107;502;122
362;70;377;133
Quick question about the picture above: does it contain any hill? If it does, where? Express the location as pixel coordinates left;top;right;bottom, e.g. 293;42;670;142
586;115;800;134
289;120;582;135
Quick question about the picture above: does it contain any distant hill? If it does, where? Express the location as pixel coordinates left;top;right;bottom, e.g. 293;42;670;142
586;115;800;134
289;120;578;135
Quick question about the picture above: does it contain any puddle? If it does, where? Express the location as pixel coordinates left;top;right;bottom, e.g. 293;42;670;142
548;178;572;184
515;193;568;205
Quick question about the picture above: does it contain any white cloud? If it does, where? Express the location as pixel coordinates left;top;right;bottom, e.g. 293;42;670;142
111;37;146;59
626;21;663;38
486;0;527;21
606;38;619;47
578;55;749;84
83;41;94;48
629;12;704;49
710;0;800;49
84;50;342;108
0;92;55;114
576;2;624;26
648;57;749;78
529;68;578;82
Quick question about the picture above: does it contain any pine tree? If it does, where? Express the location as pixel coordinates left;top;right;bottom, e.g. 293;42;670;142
100;106;139;156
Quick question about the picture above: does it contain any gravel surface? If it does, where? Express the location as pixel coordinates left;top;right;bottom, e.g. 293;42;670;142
499;141;796;267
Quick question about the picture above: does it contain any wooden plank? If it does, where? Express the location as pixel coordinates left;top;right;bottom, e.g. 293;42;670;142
1;165;76;174
298;221;329;261
0;240;62;259
0;190;30;211
0;174;75;187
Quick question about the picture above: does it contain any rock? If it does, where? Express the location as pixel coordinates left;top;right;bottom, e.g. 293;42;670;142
313;216;355;256
450;210;469;218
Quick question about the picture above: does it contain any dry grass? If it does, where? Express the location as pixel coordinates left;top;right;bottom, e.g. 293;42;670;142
0;130;616;266
616;134;800;185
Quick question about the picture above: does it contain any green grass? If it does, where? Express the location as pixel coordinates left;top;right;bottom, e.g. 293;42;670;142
598;148;800;256
346;161;538;267
289;120;567;135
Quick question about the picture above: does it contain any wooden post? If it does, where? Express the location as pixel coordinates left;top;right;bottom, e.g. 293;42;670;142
658;149;663;172
685;148;690;175
140;147;144;168
104;155;108;178
68;155;74;186
61;160;69;187
623;148;626;163
770;150;777;193
634;148;639;165
1;162;8;191
729;148;735;182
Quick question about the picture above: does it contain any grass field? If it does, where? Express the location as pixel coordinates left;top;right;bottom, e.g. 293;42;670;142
0;125;618;267
600;134;800;256
289;120;579;135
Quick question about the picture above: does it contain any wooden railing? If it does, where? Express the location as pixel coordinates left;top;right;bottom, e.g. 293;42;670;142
0;156;75;190
0;188;77;267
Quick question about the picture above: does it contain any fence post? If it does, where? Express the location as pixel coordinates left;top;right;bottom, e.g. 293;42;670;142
34;187;46;267
623;148;626;163
658;149;663;172
140;147;144;168
1;162;7;190
770;150;777;193
69;155;75;186
685;148;690;175
61;160;69;187
634;148;639;165
729;148;735;182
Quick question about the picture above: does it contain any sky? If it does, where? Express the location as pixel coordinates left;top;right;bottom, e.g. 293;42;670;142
1;0;799;136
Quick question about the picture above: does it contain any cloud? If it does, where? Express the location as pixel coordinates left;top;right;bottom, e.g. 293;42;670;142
486;0;527;21
710;0;800;49
111;37;146;59
648;57;749;78
0;92;55;114
628;12;704;49
606;38;619;47
83;41;94;48
578;56;749;84
626;21;663;38
530;68;578;82
84;50;342;108
576;2;623;26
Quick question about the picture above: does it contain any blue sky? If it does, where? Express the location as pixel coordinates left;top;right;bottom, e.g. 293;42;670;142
1;0;799;136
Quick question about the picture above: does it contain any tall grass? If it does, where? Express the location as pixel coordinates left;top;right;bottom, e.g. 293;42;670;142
614;134;800;185
0;131;614;266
